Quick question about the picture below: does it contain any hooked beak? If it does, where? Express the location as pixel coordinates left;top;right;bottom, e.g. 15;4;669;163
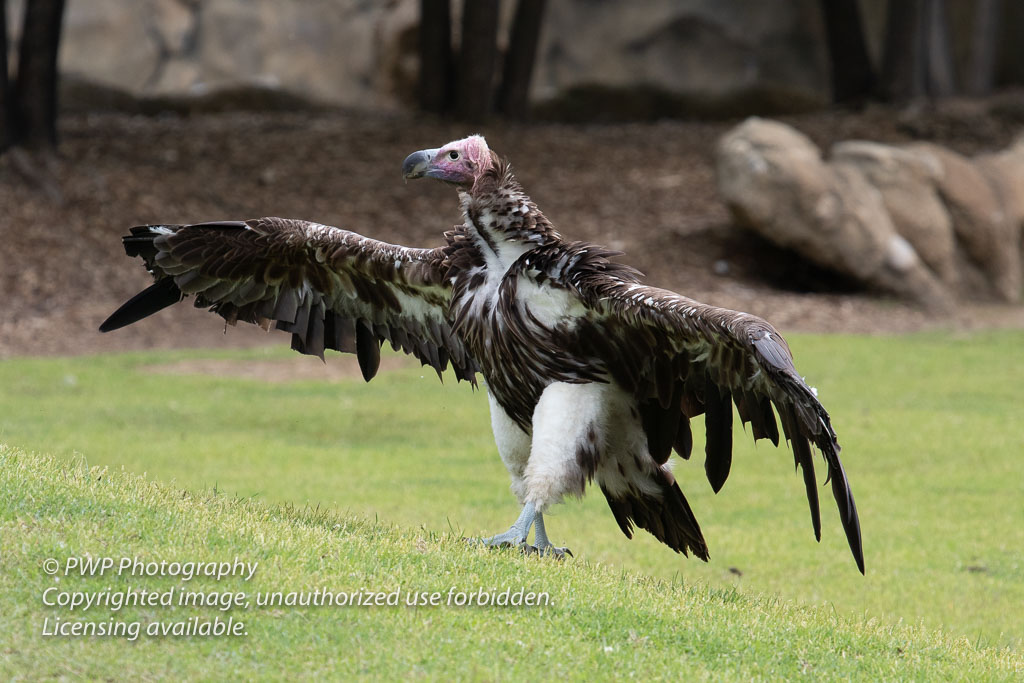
402;148;439;179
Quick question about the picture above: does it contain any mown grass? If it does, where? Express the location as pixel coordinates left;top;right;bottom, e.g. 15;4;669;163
0;330;1022;670
2;446;1021;680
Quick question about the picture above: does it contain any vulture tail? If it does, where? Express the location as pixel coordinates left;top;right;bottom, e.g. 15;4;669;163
99;278;183;332
601;471;709;561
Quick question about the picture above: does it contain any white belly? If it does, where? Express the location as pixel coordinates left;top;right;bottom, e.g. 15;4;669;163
488;380;667;511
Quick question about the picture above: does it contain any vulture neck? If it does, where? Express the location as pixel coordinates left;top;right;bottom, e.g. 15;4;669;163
465;212;536;274
460;165;559;275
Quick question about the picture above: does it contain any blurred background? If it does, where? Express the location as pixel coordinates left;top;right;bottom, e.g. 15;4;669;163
1;0;1023;354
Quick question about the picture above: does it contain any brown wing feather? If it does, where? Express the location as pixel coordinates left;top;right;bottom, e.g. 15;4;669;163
101;218;479;384
575;274;864;573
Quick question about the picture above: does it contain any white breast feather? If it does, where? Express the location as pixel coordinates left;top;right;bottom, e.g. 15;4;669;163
516;278;586;330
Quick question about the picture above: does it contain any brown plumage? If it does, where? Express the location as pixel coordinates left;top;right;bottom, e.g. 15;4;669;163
101;135;864;572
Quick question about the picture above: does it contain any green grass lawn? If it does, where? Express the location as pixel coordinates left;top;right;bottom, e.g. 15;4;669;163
3;447;1021;679
1;331;1022;678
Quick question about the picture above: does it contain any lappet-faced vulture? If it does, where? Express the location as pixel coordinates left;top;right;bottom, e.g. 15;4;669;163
102;135;864;572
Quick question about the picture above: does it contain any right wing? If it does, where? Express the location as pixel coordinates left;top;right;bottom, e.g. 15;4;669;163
100;217;478;383
565;253;862;571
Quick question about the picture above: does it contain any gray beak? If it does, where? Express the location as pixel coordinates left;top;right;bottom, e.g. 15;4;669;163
402;148;439;179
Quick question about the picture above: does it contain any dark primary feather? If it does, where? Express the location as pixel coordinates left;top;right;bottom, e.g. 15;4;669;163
781;404;822;541
355;320;381;382
98;278;183;332
703;381;733;494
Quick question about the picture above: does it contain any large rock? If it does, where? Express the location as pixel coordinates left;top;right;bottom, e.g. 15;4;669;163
831;141;958;288
716;118;951;309
193;0;417;107
975;136;1024;287
716;119;1024;306
533;0;829;111
976;136;1024;227
909;143;1021;302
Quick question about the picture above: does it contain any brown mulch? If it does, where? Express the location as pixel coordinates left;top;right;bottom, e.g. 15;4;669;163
2;104;1023;360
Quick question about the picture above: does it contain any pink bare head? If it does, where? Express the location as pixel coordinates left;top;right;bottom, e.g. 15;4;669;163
402;135;493;187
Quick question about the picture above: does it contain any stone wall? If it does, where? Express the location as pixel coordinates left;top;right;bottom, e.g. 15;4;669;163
7;0;831;113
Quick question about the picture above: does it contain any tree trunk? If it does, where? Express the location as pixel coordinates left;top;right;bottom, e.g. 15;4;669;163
818;0;876;105
0;0;12;150
456;0;500;122
13;0;65;148
922;0;956;97
496;0;545;119
418;0;452;115
995;0;1024;86
967;0;1003;95
880;0;927;101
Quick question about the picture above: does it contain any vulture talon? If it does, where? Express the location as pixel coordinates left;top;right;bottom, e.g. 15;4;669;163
532;545;572;560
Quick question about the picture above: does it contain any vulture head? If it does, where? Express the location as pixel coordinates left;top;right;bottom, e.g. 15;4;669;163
402;135;494;187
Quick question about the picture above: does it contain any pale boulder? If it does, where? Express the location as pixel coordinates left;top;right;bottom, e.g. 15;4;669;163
715;118;951;309
831;140;958;288
910;143;1021;302
975;136;1024;293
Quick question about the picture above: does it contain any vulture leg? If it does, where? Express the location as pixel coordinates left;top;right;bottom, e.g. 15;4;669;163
530;513;572;558
476;504;572;558
478;502;537;549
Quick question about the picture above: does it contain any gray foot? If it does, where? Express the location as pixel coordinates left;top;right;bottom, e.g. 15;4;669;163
473;503;574;559
480;529;529;548
530;512;573;559
476;502;535;548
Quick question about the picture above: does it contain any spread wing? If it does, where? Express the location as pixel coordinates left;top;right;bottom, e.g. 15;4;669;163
100;217;478;383
574;273;864;573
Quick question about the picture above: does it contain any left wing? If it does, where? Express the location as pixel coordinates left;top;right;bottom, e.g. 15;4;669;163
568;262;864;572
100;218;478;383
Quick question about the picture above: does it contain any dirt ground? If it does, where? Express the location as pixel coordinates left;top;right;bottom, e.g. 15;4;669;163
2;103;1024;360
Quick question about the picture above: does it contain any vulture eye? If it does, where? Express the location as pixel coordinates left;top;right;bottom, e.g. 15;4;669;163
448;150;460;161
